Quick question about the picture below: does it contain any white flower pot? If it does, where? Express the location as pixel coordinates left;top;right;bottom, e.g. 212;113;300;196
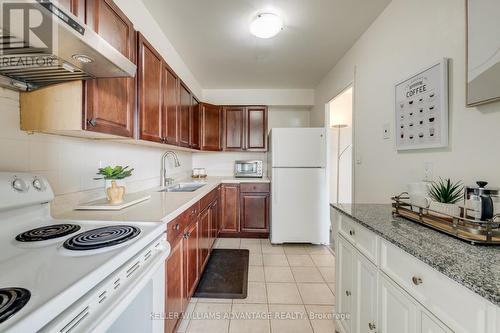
429;201;460;217
104;179;126;199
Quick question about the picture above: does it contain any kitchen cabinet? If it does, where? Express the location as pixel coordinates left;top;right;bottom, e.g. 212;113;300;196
378;274;418;333
84;0;136;138
162;64;179;145
179;82;191;147
137;33;163;143
337;236;355;333
240;192;269;233
165;236;184;333
220;184;240;234
223;106;245;150
190;96;201;149
198;207;210;272
183;218;199;298
246;106;267;151
201;103;222;151
354;250;377;333
222;106;268;152
209;197;219;245
58;0;85;20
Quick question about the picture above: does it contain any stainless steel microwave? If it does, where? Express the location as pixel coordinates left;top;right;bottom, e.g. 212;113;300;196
234;160;263;178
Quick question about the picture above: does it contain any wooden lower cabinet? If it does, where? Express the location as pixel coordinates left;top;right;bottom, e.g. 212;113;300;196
165;237;184;333
220;183;270;238
184;220;199;298
198;208;210;272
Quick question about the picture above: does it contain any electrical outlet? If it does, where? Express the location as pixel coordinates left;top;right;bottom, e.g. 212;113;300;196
424;162;433;181
383;123;390;140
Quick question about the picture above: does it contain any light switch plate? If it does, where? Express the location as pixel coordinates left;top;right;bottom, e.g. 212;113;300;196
383;123;390;139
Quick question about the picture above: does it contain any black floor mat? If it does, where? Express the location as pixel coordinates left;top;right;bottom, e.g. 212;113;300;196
193;249;249;299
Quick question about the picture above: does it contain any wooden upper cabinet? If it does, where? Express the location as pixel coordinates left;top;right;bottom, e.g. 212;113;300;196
190;97;201;149
223;106;245;150
246;106;268;151
179;83;191;147
162;64;179;145
137;33;163;142
200;103;222;151
84;0;136;137
57;0;85;20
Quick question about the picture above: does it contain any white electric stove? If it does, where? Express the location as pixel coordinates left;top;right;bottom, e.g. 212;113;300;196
0;172;169;333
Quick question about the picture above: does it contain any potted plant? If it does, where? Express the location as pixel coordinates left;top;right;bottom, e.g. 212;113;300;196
428;178;463;217
94;166;134;203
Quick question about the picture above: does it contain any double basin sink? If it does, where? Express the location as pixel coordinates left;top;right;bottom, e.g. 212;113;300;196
158;182;206;193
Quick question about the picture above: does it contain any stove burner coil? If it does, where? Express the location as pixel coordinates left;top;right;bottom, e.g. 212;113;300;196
15;224;81;242
0;288;31;324
63;225;140;251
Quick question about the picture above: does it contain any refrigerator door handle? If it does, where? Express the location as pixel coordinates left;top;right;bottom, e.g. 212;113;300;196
273;172;278;204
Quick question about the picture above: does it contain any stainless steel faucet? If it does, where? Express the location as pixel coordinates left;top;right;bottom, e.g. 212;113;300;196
161;151;181;187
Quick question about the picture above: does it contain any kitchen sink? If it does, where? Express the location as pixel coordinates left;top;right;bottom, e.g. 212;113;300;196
159;182;206;192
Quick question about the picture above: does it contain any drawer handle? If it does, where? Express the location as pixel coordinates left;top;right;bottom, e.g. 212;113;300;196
412;276;423;285
173;224;180;231
368;322;376;330
349;229;355;236
345;290;351;296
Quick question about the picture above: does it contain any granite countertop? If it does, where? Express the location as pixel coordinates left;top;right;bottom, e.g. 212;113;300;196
56;176;270;224
331;203;500;307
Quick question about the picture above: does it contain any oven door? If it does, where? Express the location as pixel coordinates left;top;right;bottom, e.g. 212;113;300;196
40;236;170;333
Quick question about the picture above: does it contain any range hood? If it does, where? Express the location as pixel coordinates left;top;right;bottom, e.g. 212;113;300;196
0;0;136;91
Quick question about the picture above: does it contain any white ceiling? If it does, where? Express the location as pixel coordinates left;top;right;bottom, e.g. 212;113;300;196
142;0;391;89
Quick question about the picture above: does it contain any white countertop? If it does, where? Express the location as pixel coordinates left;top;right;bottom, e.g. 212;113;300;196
56;176;270;223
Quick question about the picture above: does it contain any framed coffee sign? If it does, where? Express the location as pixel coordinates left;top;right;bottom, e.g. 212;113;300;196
467;0;500;106
395;59;449;151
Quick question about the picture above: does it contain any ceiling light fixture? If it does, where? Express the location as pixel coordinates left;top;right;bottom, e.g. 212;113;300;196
250;13;283;39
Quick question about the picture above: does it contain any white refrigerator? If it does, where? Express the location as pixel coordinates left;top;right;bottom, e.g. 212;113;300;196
268;128;329;244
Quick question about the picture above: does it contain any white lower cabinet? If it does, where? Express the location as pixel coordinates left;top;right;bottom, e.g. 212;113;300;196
379;273;418;333
335;214;497;333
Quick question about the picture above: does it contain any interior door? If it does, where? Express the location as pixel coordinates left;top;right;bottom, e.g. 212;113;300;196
271;128;326;167
271;168;328;244
337;237;355;333
84;0;135;137
355;252;378;333
379;275;418;333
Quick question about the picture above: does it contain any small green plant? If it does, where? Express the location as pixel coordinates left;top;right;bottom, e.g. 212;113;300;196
94;166;134;180
428;178;463;204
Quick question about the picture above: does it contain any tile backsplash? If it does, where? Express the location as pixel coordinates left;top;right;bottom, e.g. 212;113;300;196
0;87;192;214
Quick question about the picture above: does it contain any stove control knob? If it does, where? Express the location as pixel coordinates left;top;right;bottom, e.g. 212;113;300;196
32;178;46;191
12;177;28;192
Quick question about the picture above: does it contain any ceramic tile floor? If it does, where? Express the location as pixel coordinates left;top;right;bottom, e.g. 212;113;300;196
177;238;337;333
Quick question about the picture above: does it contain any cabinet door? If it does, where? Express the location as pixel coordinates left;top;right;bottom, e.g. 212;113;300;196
209;199;218;248
337;236;355;333
420;311;451;333
179;83;191;147
190;97;201;149
58;0;85;20
198;208;210;271
166;237;184;333
240;193;269;232
246;106;267;151
223;106;245;150
137;33;163;142
379;275;418;333
201;103;222;151
184;221;199;299
355;253;378;333
162;64;179;145
221;184;240;233
84;0;135;137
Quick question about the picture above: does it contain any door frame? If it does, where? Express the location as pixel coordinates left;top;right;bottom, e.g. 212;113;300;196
324;68;356;205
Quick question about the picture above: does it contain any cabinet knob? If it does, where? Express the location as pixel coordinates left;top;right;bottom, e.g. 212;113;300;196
173;224;180;231
368;322;376;330
349;229;355;236
345;290;351;296
87;118;97;127
412;276;423;285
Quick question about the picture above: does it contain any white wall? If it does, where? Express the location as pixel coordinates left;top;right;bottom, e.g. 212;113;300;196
312;0;500;203
268;107;310;131
202;89;314;106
